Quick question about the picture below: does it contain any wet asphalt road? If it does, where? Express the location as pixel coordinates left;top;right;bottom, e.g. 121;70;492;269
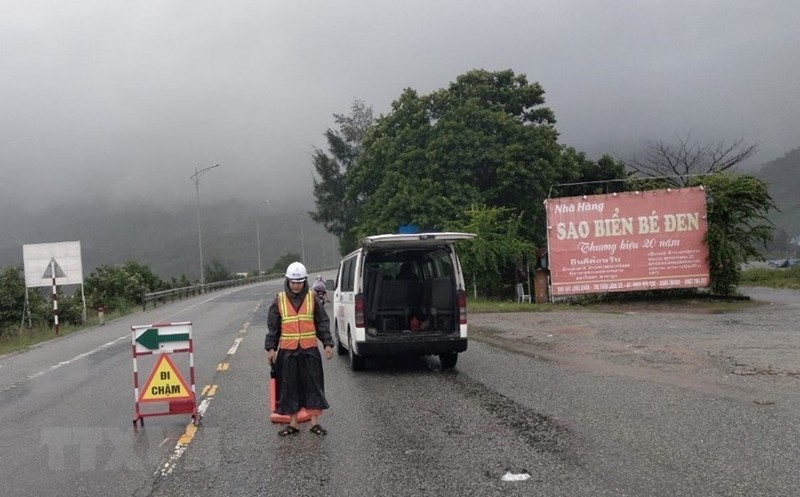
1;285;798;496
148;286;800;496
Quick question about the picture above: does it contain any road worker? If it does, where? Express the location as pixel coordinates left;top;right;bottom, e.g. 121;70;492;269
265;262;334;436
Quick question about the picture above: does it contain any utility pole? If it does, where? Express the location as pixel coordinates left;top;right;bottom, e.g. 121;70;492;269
191;164;219;285
256;200;270;276
300;218;306;263
256;221;261;276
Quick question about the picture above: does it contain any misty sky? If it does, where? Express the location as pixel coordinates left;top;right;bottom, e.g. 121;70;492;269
2;1;798;213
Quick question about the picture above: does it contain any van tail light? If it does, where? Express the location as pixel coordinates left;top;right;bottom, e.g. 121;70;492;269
458;290;467;325
355;293;365;328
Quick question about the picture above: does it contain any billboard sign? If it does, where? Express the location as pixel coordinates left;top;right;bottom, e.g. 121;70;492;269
545;187;709;296
23;241;84;288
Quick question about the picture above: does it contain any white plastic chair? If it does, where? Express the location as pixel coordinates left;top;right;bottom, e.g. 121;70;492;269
516;283;531;303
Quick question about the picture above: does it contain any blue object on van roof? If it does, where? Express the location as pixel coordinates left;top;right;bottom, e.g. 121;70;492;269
398;224;419;234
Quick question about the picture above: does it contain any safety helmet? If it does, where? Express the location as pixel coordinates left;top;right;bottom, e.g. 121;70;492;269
285;261;308;281
317;275;323;280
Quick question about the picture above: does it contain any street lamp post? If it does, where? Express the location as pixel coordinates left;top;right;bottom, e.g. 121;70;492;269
256;220;261;276
300;217;306;264
332;233;337;266
256;200;270;276
191;163;219;285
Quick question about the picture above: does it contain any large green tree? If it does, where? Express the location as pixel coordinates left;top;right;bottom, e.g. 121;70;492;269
310;99;375;255
346;69;627;248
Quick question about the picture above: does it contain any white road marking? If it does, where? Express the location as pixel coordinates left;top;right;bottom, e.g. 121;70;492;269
157;395;213;477
2;290;239;391
501;471;531;481
22;336;129;384
227;337;243;355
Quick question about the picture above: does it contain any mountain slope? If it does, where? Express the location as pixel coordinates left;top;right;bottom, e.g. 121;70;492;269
753;147;800;240
0;199;337;280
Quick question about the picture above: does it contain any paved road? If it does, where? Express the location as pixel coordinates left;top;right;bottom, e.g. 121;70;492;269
1;285;798;496
147;286;800;496
467;286;800;496
739;285;800;304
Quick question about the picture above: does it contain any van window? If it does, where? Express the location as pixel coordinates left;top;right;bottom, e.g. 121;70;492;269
423;248;454;279
340;257;355;292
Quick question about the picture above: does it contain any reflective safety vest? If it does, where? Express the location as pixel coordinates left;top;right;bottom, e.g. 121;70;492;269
277;291;317;350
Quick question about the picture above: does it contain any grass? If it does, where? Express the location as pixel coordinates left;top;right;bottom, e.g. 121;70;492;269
468;299;566;313
470;266;798;313
739;265;800;290
0;323;85;355
0;307;132;356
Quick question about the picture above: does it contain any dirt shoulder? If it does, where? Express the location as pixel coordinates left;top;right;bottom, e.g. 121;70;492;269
469;288;800;404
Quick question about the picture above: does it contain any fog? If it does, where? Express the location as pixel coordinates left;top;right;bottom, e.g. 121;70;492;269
2;1;799;214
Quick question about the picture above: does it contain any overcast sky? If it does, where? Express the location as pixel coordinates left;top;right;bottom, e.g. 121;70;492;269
2;1;798;213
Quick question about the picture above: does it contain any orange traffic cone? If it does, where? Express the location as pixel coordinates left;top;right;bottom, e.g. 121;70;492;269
269;366;311;424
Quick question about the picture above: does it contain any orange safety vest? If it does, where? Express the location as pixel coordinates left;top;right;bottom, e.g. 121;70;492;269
277;291;318;350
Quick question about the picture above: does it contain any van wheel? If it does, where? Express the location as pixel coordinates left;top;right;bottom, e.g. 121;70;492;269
439;352;458;369
335;322;347;356
348;331;365;371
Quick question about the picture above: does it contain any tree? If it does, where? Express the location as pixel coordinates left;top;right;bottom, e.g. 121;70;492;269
170;274;192;289
0;266;26;332
269;252;303;275
0;266;50;334
203;257;232;283
310;99;375;255
447;205;534;297
84;261;167;310
695;173;775;295
346;69;627;248
549;150;631;198
624;133;758;187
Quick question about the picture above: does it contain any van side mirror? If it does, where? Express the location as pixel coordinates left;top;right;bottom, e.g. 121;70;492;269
326;279;335;289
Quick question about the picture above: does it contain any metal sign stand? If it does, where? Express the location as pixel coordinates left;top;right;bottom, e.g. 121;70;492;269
131;321;199;430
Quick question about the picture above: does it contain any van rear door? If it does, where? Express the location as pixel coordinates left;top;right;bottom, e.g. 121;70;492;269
360;232;476;248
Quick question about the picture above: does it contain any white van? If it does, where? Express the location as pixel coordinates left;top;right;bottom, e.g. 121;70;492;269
332;232;476;370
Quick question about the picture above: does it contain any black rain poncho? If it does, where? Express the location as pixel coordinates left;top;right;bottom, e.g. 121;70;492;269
265;280;333;415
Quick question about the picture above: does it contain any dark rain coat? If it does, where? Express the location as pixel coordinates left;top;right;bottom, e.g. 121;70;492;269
265;279;333;415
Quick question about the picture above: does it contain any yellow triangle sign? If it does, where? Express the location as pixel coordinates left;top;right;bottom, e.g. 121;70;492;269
138;354;194;403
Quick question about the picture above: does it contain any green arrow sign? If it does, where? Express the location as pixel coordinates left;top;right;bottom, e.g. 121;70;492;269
135;328;190;350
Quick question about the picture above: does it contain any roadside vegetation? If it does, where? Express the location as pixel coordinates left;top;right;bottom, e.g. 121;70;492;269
739;264;800;290
1;263;794;356
469;266;795;314
0;251;302;355
312;70;777;299
1;69;792;353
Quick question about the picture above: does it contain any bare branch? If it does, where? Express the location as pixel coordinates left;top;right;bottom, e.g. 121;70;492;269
622;132;759;186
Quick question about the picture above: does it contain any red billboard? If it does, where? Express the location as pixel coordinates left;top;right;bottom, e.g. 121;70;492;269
545;187;709;296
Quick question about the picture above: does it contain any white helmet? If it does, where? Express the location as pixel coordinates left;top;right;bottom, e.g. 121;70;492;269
285;261;308;281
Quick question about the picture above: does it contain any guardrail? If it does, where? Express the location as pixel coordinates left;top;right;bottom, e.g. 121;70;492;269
140;267;338;311
140;273;282;311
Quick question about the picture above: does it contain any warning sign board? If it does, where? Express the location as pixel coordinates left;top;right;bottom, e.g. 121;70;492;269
23;241;84;288
138;354;193;403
